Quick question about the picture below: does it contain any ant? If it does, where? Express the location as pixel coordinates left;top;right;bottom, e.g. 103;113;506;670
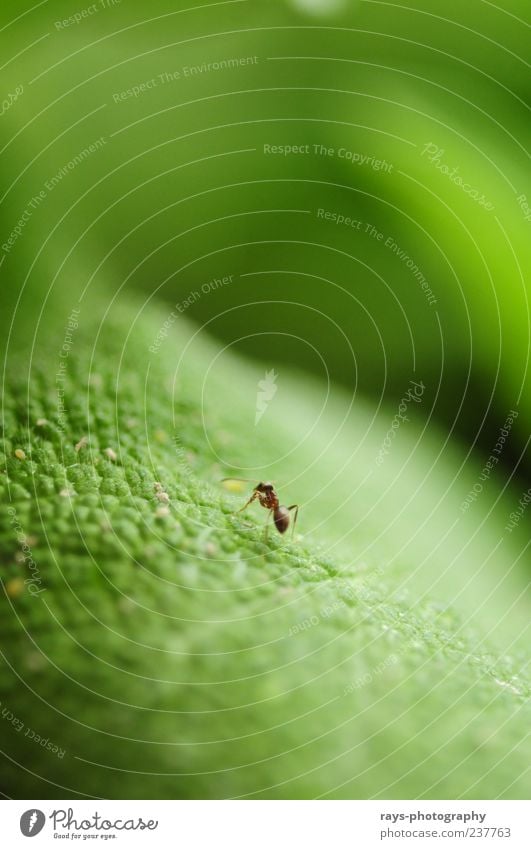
222;479;299;539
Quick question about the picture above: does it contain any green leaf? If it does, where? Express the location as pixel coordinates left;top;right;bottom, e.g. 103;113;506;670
1;290;529;799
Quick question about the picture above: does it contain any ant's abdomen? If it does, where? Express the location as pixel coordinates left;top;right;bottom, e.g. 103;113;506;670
274;506;290;534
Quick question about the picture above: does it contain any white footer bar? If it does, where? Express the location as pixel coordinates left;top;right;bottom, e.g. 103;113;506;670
1;800;529;848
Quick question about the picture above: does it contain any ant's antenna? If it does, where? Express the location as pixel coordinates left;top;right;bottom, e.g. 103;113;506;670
221;477;258;484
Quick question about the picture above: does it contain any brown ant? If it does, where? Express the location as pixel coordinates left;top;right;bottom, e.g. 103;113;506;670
222;479;299;539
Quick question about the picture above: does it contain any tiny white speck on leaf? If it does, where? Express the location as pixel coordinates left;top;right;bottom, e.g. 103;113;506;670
75;436;88;452
154;482;170;503
494;677;523;696
104;447;117;462
14;448;26;460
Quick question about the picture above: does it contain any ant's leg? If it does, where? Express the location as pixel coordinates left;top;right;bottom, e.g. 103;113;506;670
287;505;299;538
236;491;258;513
264;509;273;541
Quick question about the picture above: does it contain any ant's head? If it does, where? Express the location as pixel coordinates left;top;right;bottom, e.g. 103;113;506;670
256;481;274;493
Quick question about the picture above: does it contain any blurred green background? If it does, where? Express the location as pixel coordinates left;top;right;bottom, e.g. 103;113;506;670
2;0;530;446
1;0;530;800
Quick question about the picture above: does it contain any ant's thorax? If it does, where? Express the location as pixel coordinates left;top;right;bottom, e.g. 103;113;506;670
257;490;279;511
